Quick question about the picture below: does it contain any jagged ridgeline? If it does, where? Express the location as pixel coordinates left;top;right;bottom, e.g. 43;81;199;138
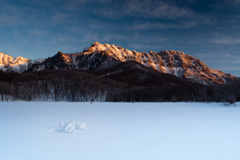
0;42;238;84
0;42;240;102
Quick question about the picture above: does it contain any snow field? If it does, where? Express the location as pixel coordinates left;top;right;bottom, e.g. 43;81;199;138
0;102;240;160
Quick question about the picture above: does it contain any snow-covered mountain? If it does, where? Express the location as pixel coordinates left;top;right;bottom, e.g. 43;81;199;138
0;52;45;73
0;52;30;72
0;42;238;85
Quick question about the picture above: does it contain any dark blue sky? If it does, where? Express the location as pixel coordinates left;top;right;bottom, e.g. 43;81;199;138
1;0;240;75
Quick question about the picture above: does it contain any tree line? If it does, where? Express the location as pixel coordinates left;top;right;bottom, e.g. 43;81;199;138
0;70;239;104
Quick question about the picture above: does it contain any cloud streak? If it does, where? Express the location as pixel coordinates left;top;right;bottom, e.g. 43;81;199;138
211;38;240;44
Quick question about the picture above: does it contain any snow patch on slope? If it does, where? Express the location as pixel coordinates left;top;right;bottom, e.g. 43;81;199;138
33;58;45;64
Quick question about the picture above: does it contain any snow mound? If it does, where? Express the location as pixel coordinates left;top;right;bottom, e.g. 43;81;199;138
59;121;87;133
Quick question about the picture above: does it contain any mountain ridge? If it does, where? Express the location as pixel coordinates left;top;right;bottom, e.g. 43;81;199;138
0;42;238;85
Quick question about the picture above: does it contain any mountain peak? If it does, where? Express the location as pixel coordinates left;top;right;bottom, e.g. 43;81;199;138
57;51;64;55
87;42;111;53
53;51;72;63
0;52;14;66
91;42;101;46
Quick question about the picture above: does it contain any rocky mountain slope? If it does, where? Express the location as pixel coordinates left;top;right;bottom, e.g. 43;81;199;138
0;42;238;85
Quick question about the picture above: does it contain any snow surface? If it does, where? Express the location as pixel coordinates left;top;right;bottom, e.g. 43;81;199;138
1;102;240;160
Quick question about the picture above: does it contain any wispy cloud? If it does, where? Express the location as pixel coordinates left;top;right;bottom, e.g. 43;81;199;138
125;0;196;19
126;20;199;30
88;0;196;19
224;0;240;4
211;38;240;44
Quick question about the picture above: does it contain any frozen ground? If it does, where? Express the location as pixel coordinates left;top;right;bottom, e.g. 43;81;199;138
0;102;240;160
